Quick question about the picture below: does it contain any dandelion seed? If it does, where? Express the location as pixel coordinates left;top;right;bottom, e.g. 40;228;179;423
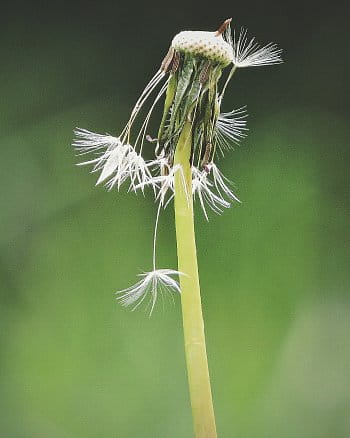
125;152;154;193
192;166;232;220
95;143;133;187
232;28;283;68
116;269;182;315
73;128;121;155
215;107;248;153
72;70;168;193
208;163;240;203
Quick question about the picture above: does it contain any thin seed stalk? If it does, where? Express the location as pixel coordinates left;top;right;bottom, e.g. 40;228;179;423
174;120;217;438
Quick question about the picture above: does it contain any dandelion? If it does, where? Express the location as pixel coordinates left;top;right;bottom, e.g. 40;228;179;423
72;18;282;437
117;269;181;315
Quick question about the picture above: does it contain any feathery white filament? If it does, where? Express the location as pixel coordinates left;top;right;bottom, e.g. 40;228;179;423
128;154;153;193
208;163;240;203
134;162;187;208
73;129;154;192
121;70;166;142
96;143;133;186
116;269;181;315
232;28;283;68
192;166;230;220
215;107;248;153
134;78;170;152
192;165;239;220
73;128;120;155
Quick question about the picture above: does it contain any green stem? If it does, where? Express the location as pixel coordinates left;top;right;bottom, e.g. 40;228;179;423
174;121;217;438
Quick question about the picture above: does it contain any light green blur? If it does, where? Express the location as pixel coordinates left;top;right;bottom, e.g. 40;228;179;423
0;12;349;438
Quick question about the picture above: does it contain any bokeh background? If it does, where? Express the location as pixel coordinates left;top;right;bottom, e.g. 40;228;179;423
1;1;349;437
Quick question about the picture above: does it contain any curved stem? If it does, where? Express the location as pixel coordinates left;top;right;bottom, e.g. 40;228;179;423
219;65;237;103
173;121;217;437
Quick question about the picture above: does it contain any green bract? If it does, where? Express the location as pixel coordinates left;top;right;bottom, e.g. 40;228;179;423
158;48;229;170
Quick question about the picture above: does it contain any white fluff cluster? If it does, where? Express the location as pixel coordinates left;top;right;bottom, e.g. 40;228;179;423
117;269;182;315
232;28;283;68
73;128;153;192
215;107;248;153
192;164;240;220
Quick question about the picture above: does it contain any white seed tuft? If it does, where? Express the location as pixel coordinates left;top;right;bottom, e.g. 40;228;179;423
232;28;283;68
116;269;182;315
192;165;240;220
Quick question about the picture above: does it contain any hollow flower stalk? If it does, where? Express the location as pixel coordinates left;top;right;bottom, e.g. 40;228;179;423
72;18;282;437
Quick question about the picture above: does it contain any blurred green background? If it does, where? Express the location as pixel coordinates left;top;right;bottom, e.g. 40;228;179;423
1;1;349;437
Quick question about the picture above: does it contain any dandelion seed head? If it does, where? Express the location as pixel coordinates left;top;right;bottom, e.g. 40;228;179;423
172;31;233;65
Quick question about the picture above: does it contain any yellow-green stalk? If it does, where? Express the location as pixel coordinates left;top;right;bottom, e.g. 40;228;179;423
174;121;217;437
